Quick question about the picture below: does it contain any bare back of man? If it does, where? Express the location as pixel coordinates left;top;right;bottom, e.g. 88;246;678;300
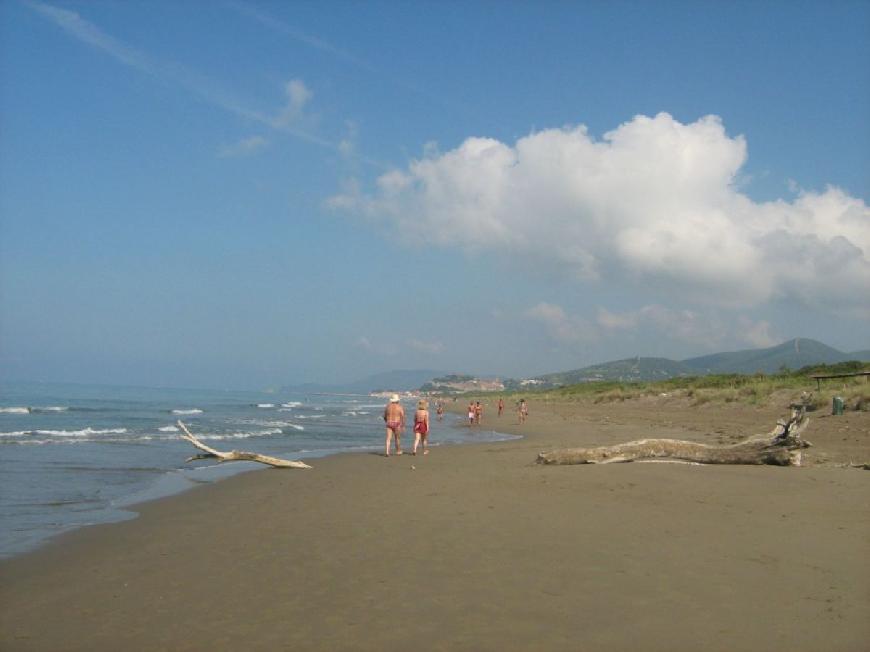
383;397;405;456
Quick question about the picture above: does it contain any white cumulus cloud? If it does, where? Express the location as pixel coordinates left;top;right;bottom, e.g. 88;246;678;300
328;113;870;313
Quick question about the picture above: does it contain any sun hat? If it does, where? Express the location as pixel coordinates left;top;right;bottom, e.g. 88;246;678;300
390;394;400;403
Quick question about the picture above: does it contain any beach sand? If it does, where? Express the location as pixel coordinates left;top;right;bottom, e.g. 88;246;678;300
1;397;868;651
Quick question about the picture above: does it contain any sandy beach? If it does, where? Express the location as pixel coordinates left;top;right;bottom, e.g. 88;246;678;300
1;397;868;651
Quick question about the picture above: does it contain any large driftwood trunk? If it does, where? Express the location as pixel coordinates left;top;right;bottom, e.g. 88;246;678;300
537;407;811;466
177;421;312;469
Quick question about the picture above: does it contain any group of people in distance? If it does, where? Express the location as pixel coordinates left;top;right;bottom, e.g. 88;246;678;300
382;394;429;457
467;401;483;426
383;395;530;457
468;397;528;426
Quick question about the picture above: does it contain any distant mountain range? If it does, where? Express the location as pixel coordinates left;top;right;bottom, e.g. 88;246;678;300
283;339;870;395
534;338;870;385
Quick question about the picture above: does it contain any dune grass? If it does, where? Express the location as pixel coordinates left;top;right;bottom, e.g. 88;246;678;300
478;362;870;411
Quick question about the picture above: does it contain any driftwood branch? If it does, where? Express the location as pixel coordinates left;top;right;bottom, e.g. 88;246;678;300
537;407;812;467
177;421;312;469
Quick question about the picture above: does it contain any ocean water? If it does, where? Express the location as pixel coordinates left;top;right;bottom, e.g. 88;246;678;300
0;382;518;559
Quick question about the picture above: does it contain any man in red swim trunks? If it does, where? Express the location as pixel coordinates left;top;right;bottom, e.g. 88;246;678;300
383;394;405;456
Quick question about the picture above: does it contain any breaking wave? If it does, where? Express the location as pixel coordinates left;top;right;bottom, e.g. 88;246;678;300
34;428;128;437
171;409;203;415
200;428;282;440
237;419;305;431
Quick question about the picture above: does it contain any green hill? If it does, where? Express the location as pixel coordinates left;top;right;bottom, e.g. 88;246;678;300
682;338;852;375
537;357;695;384
533;338;869;386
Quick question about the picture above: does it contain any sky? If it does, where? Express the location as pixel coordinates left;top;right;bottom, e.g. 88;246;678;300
1;0;869;390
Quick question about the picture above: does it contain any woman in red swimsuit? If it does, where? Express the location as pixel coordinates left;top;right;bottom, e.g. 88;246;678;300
412;399;430;455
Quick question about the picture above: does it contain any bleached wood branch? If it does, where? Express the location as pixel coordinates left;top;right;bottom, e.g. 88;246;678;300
537;407;811;467
177;421;312;469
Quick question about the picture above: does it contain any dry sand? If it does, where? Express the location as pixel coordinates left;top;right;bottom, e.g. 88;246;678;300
1;397;868;651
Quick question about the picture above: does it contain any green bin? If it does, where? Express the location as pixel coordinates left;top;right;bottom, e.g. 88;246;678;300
832;396;845;416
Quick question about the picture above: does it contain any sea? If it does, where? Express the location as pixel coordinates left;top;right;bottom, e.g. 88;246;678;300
0;381;518;559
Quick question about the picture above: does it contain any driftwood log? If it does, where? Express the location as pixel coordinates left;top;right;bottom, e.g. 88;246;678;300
177;420;312;469
537;406;811;466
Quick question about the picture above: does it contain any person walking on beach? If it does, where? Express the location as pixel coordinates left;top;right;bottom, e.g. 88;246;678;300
497;398;504;417
474;401;483;425
412;399;430;455
517;398;528;424
436;400;444;422
383;394;405;456
467;401;475;426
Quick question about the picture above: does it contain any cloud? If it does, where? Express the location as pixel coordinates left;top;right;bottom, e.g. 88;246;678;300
26;2;365;159
26;0;267;123
355;336;397;356
226;1;467;116
338;120;360;161
225;0;378;74
525;303;596;344
596;305;725;346
531;302;780;352
595;304;778;349
273;79;313;127
26;0;154;73
329;113;870;314
218;135;269;158
735;317;778;348
408;338;445;355
595;307;637;331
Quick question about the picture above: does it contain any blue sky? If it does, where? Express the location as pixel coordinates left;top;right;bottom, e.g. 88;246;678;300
1;0;868;390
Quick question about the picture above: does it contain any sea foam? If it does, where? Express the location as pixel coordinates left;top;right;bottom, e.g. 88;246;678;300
34;428;128;437
200;428;282;440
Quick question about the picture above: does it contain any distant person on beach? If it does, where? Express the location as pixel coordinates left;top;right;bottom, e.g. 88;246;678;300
497;398;504;417
436;400;444;422
412;400;430;455
517;399;528;424
467;402;475;426
383;394;405;456
474;401;483;425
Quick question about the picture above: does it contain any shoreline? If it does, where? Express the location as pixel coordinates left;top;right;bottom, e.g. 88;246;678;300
1;409;518;561
1;397;868;651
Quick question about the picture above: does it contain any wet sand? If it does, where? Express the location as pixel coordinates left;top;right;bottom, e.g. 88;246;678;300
1;397;868;651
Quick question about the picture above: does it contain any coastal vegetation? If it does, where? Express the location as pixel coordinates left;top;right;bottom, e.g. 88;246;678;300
455;361;870;412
